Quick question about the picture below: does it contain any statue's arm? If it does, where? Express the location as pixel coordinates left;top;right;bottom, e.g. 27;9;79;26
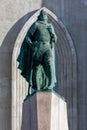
24;22;37;49
46;23;57;49
47;24;57;44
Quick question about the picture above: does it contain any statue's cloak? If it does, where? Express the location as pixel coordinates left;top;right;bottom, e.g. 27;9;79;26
17;38;33;83
17;22;37;84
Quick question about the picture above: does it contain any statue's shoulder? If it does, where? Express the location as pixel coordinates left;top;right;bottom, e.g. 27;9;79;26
34;21;42;26
28;21;38;35
30;21;38;28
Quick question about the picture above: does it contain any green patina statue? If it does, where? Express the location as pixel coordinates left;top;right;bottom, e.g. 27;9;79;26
17;10;57;96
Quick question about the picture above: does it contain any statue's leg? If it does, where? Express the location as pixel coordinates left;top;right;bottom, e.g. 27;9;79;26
35;65;41;91
44;49;54;89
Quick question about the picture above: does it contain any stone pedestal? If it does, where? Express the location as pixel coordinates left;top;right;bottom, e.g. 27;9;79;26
21;91;69;130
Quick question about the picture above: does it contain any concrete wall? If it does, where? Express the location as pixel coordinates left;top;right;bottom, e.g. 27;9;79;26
0;0;87;130
0;0;42;130
42;0;87;130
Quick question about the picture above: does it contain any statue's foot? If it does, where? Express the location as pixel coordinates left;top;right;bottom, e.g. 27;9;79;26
41;86;53;91
48;86;53;90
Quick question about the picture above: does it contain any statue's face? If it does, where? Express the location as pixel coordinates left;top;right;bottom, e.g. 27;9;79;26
38;10;48;22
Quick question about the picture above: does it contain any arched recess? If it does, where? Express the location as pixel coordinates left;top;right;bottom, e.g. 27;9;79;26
12;7;78;130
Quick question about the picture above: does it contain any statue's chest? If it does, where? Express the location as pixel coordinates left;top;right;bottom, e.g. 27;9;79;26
36;24;49;36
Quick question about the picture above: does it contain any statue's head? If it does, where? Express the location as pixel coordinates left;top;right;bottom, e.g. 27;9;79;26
37;9;48;22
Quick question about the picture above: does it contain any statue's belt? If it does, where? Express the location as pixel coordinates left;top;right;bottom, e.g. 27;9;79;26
34;41;50;45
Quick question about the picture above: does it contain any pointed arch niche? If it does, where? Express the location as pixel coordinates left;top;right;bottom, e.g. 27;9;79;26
12;7;78;130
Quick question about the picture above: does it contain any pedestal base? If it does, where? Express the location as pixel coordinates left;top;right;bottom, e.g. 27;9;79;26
21;91;69;130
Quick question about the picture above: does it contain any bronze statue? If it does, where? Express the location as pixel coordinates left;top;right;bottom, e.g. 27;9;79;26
17;10;57;96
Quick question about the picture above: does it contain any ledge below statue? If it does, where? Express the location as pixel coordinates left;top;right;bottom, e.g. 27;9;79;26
21;91;69;130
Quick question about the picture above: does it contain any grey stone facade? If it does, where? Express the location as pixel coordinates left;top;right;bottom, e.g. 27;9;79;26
0;0;87;130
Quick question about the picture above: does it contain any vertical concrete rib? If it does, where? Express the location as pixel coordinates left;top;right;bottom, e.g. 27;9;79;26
16;59;19;130
12;47;17;130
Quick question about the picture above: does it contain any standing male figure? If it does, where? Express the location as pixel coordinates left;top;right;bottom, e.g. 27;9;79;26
17;9;57;95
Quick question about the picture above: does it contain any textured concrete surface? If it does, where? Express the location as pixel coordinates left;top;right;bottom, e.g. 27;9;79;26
42;1;87;130
21;91;68;130
0;1;42;130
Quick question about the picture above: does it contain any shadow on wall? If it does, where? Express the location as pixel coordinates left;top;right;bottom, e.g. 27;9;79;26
0;9;38;84
0;9;38;130
0;10;38;53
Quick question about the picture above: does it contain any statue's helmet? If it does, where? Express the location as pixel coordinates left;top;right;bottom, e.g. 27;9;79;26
38;9;48;21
